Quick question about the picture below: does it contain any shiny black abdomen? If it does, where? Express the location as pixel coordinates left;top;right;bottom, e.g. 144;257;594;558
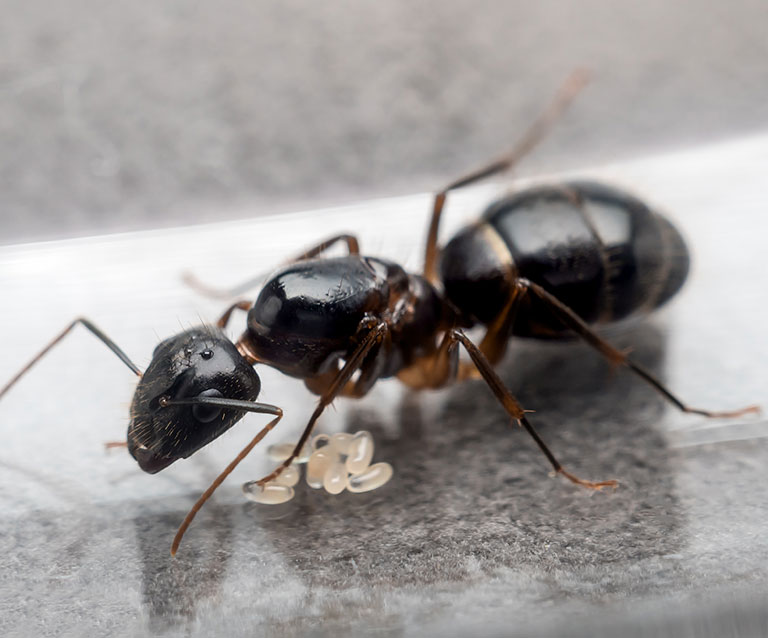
246;256;399;377
439;181;690;337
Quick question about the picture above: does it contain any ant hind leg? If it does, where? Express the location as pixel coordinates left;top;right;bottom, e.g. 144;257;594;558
516;278;760;418
398;326;618;490
422;70;590;283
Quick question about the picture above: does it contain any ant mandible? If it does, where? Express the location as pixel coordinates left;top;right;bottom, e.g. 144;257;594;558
0;71;758;556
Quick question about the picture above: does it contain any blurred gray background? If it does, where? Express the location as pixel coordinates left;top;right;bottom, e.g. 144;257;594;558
1;0;767;244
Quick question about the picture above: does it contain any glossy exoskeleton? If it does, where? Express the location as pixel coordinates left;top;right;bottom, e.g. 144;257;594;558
0;74;757;556
439;181;689;339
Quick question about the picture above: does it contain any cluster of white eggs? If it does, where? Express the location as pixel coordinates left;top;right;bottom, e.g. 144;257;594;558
242;431;393;504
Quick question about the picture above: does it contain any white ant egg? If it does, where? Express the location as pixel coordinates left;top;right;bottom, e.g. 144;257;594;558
311;433;331;450
242;482;295;504
347;462;393;493
272;464;300;487
306;449;333;489
266;442;311;464
346;430;374;475
323;461;347;495
261;431;393;499
329;432;354;456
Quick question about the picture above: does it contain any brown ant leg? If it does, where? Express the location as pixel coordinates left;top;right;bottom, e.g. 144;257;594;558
399;274;525;388
453;330;617;489
517;278;760;418
423;70;590;284
184;234;361;300
255;319;389;486
397;328;460;390
216;300;253;330
400;328;616;490
305;329;391;399
288;233;360;262
459;281;526;379
0;317;141;401
448;186;583;378
170;402;283;556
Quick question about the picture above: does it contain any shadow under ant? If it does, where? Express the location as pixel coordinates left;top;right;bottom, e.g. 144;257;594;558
245;321;684;593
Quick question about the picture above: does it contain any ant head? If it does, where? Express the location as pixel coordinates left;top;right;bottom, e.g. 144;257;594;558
128;327;261;474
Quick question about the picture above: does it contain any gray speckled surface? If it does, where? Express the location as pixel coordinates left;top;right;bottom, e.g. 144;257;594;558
1;137;767;636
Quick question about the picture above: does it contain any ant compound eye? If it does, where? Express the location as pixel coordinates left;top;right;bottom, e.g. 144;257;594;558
192;388;224;423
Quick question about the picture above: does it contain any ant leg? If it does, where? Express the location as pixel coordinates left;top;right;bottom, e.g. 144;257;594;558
460;280;526;378
423;70;590;283
305;329;391;399
450;329;618;489
183;234;361;300
517;278;760;418
398;274;525;388
0;317;141;401
401;328;616;489
168;399;283;556
255;319;389;486
288;233;360;262
216;300;253;329
397;328;460;390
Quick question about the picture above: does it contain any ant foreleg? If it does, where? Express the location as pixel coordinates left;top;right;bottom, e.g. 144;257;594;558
0;317;141;401
183;233;361;300
422;70;589;283
254;319;389;487
517;278;760;418
169;399;283;556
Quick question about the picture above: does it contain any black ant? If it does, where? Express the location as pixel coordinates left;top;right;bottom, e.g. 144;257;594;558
0;72;758;556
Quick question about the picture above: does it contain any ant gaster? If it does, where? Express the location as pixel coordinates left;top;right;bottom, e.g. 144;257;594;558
1;72;758;556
